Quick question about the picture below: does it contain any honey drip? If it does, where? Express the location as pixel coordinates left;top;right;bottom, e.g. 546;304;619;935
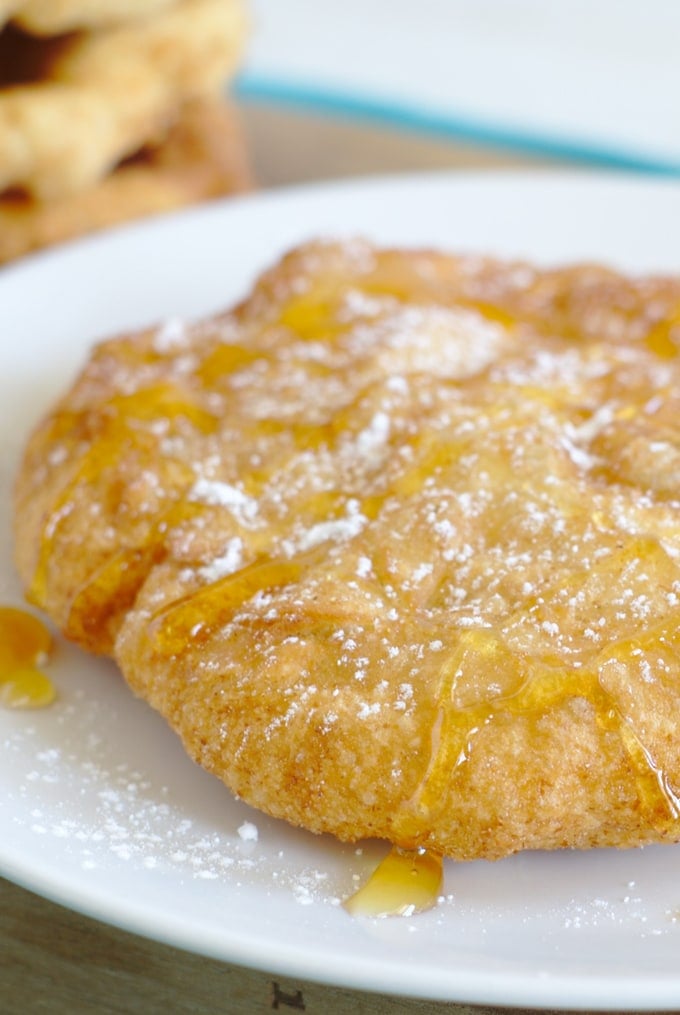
645;312;680;359
344;847;443;918
396;622;680;843
0;606;55;709
152;557;306;653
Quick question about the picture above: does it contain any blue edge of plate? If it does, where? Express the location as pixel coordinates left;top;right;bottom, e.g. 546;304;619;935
235;72;680;177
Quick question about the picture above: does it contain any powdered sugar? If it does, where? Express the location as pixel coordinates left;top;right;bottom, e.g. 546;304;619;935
188;478;258;525
153;317;187;352
294;500;367;552
238;820;259;842
198;537;244;583
2;683;361;907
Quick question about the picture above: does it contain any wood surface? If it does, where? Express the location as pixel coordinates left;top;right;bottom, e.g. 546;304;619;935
0;876;562;1015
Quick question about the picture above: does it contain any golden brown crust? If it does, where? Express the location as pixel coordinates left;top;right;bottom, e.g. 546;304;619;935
13;241;680;859
0;97;252;264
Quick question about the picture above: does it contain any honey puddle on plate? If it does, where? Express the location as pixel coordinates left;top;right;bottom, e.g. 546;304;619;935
0;606;55;708
344;847;443;918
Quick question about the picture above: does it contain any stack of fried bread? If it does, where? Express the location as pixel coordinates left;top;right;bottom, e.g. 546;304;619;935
0;0;250;263
14;240;680;861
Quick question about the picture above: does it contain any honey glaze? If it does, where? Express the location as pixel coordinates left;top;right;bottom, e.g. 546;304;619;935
396;623;680;844
344;847;443;918
0;606;55;708
645;312;680;359
152;557;305;653
29;382;214;607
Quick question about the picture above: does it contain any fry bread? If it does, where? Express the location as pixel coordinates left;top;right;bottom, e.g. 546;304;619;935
0;97;251;263
0;0;247;200
14;241;680;860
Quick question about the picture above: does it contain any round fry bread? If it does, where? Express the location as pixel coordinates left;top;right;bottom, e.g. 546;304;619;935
14;241;680;860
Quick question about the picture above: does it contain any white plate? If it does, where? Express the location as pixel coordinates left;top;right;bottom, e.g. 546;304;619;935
2;172;680;1010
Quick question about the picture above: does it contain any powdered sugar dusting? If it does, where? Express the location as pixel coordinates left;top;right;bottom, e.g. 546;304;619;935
2;684;360;906
238;820;259;842
199;537;243;582
188;479;258;522
153;317;187;352
295;500;367;552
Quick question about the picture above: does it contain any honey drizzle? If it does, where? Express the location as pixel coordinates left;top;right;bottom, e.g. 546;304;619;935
30;383;216;607
396;623;680;842
344;847;443;918
278;290;348;342
645;312;680;359
0;606;55;709
151;557;306;653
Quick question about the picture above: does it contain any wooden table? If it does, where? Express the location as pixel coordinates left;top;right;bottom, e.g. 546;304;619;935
2;102;611;1015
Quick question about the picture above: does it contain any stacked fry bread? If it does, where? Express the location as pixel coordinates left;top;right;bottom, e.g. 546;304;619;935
0;0;250;263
